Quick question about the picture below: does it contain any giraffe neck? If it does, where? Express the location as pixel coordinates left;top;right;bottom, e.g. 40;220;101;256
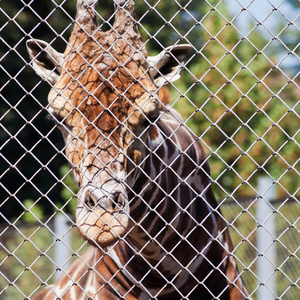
33;110;246;299
106;110;222;297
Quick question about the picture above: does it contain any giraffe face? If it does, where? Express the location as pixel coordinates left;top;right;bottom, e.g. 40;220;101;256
49;39;160;246
55;38;160;247
26;0;191;247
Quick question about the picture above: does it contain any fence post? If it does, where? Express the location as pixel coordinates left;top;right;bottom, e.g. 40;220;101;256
256;176;277;299
54;213;72;281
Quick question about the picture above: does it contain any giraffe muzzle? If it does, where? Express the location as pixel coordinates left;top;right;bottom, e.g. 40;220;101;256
84;190;125;212
76;185;130;247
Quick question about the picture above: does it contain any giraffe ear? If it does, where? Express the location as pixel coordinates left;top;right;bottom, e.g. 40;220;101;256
148;44;192;87
26;39;64;85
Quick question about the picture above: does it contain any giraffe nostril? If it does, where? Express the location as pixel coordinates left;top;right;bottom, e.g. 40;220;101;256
111;192;121;211
83;191;123;211
85;194;96;209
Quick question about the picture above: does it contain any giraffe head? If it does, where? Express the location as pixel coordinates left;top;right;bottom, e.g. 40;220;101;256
27;0;191;247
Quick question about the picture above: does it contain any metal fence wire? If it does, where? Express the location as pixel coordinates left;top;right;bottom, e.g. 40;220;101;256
0;0;299;299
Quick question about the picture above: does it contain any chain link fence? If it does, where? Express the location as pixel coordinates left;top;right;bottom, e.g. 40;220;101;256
0;0;299;299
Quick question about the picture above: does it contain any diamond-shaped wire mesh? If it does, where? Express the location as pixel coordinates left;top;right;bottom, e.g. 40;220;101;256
0;0;299;299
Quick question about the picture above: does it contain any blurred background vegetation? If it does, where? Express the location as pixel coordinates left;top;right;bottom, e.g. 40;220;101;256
0;0;299;298
1;0;298;221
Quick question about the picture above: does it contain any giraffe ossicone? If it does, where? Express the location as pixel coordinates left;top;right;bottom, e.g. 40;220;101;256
27;0;249;298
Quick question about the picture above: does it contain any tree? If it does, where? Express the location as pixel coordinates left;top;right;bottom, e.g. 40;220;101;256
1;1;299;298
171;0;299;199
0;0;298;224
0;0;208;221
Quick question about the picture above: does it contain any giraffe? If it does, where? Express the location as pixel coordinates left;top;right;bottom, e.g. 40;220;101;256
27;0;249;299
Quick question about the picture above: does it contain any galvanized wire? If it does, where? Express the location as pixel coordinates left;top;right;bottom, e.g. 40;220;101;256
0;0;299;299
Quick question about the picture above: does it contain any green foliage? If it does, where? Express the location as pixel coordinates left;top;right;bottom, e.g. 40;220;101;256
134;0;205;52
59;164;79;214
0;1;299;299
0;225;55;299
22;200;44;222
0;0;76;222
0;221;88;299
222;199;300;299
1;0;298;224
171;2;299;198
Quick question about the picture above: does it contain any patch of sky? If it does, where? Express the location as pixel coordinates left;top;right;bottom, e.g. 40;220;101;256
225;0;299;73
